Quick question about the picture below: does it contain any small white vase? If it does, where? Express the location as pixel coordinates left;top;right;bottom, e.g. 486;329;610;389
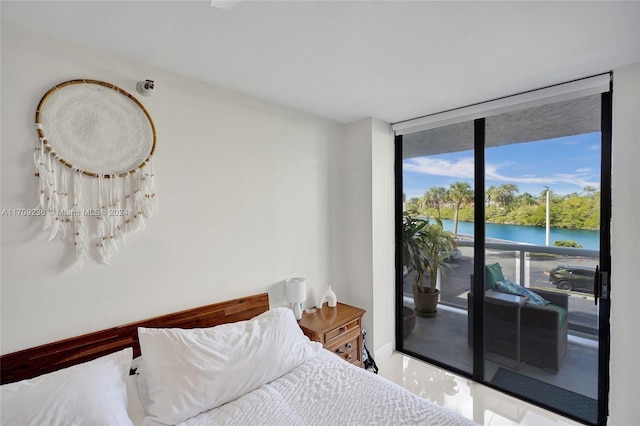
292;302;303;320
324;285;337;307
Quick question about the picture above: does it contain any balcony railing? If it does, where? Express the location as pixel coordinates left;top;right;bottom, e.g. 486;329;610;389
403;239;600;337
458;239;598;287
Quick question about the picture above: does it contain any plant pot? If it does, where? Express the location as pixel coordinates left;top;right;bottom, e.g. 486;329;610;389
402;306;416;338
413;288;439;317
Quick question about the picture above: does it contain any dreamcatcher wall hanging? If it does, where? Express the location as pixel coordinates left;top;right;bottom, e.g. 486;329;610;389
34;79;157;270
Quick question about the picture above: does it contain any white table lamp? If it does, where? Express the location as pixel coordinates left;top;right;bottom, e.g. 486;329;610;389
287;277;307;320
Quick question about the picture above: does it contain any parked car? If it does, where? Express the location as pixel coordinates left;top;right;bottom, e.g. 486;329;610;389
549;265;596;292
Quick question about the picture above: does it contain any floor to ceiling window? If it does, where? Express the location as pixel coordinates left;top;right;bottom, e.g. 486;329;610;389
399;120;475;376
394;74;612;426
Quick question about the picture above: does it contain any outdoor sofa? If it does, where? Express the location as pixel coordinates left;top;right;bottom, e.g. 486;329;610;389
467;263;569;373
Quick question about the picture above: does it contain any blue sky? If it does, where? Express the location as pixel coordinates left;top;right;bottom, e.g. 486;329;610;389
403;132;601;200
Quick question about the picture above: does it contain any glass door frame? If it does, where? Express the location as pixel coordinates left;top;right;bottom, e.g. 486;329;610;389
394;86;612;426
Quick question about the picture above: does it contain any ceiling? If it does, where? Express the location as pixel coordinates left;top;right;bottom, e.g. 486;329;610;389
2;1;639;124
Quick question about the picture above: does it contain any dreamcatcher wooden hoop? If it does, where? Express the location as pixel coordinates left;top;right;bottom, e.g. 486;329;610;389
35;79;156;177
33;79;157;270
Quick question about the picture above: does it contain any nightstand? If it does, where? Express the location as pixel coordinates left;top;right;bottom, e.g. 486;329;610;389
298;302;366;368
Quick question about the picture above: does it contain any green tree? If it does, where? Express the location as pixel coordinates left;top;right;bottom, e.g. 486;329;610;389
554;240;584;248
422;186;447;218
495;184;519;209
405;197;422;214
514;192;537;208
448;181;473;235
557;193;599;229
486;185;499;208
419;185;600;233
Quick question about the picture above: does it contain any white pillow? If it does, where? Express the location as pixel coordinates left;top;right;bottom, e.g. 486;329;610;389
126;372;146;426
137;307;321;425
0;347;133;426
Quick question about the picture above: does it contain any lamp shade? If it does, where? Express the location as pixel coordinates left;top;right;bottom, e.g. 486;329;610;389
286;278;307;303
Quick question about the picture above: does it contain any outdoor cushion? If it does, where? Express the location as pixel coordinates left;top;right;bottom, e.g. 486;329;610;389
485;263;505;290
541;303;568;329
495;279;551;306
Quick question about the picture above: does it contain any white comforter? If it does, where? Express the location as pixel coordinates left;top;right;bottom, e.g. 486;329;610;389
156;350;475;426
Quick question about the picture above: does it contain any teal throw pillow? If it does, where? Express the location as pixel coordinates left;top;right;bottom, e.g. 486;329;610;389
495;279;550;305
484;263;505;290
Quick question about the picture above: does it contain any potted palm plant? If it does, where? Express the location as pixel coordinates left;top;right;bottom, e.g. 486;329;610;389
402;212;457;317
401;212;428;334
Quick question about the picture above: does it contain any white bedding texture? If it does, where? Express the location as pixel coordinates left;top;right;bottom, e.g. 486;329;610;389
157;349;476;426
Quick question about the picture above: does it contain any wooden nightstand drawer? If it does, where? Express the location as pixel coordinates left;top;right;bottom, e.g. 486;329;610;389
324;317;360;344
326;332;361;364
338;349;358;363
298;302;366;368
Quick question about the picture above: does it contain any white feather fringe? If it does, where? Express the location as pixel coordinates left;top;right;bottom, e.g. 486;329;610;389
36;152;156;270
71;170;88;272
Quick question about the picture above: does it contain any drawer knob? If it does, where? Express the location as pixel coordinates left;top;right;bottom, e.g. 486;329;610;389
339;326;347;333
346;342;352;350
347;354;353;361
335;348;345;354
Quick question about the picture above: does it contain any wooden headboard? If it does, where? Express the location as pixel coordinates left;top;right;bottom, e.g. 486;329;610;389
0;293;269;385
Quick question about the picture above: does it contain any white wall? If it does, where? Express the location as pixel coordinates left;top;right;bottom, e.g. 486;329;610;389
0;23;345;354
331;118;395;358
609;63;640;426
335;119;375;349
370;118;396;360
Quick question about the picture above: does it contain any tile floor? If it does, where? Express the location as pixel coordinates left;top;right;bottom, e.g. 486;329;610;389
378;352;585;425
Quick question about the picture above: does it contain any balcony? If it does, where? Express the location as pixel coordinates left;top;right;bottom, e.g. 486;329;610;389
401;240;599;419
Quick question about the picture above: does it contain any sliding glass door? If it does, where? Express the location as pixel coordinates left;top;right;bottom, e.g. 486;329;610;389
395;75;611;425
481;94;606;425
399;120;475;376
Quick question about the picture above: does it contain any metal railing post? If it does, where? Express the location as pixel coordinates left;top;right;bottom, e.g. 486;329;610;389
520;249;527;287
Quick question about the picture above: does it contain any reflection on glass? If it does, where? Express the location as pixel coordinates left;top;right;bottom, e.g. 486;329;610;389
483;95;601;424
401;120;474;375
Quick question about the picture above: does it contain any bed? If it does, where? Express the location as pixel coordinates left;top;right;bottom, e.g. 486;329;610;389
0;293;475;426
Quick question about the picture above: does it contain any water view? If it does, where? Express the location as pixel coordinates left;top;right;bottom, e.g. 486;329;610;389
439;219;599;250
